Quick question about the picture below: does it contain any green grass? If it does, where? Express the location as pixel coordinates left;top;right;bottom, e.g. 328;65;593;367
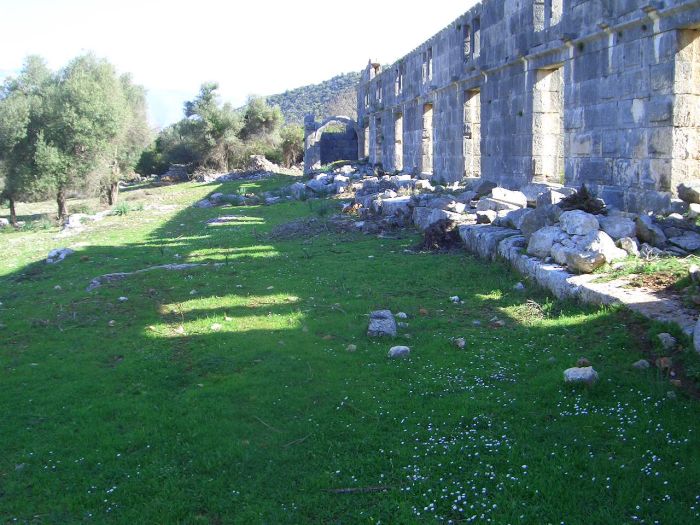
2;177;700;524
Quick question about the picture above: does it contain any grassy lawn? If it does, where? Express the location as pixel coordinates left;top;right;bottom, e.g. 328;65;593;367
1;175;700;524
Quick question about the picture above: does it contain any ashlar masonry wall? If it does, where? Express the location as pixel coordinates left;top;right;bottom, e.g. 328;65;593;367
357;0;700;212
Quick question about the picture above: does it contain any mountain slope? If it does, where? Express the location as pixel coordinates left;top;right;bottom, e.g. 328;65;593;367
266;71;360;126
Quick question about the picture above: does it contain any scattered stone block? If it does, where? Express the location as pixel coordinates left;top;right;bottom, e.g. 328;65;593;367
599;216;636;240
669;231;700;252
688;203;700;219
617;237;640;257
491;187;527;208
559;210;599;236
632;359;650;370
636;215;667;247
527;226;566;258
519;204;562;240
657;333;677;351
565;250;606;273
368;310;397;337
563;366;599;385
388;346;411;359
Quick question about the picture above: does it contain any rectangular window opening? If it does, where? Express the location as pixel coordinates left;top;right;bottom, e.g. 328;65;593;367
463;24;471;62
394;113;404;172
421;103;434;175
463;90;481;178
532;66;565;183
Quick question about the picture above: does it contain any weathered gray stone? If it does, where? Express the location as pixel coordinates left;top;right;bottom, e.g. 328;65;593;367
290;182;307;200
194;199;215;209
599;216;636;240
491;187;527;208
578;231;628;263
368;310;397;337
459;225;520;261
0;218;9;228
519;204;563;240
616;237;640;257
669;231;700;252
307;178;332;194
565;251;606;273
564;367;599;385
476;197;520;213
695;318;700;354
551;239;578;265
632;359;651;370
476;210;497;224
688;203;700;220
559;210;599;236
47;248;75;264
499;208;533;230
536;189;566;208
388;346;411;359
527;226;566;258
636;215;667;247
455;191;477;204
474;180;497;198
381;197;412;217
678;180;700;204
658;333;677;351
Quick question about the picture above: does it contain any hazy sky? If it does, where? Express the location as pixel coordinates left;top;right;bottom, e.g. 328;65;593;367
0;0;477;127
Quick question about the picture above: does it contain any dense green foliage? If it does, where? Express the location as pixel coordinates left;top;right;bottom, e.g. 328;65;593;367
267;71;360;125
0;54;150;220
137;87;302;176
1;176;700;523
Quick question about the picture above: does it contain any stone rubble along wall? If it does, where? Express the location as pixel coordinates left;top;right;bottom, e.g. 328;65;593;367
355;0;700;214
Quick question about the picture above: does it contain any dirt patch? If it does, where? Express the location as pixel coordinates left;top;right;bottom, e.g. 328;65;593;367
627;272;679;292
622;310;700;400
268;217;358;240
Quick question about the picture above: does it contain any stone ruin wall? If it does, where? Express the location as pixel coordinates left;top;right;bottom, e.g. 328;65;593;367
355;0;700;213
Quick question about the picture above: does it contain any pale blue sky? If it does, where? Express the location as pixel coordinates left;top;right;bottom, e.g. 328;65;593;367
0;0;476;127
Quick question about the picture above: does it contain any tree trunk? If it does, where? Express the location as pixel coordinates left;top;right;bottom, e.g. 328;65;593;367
57;188;68;221
9;197;17;226
108;182;119;206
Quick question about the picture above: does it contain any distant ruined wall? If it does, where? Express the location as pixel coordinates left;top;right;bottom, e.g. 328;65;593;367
356;0;700;213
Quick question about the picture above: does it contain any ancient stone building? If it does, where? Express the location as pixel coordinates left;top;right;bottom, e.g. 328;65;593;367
352;0;700;213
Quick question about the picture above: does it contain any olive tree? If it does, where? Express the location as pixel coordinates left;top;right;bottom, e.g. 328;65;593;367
35;54;126;219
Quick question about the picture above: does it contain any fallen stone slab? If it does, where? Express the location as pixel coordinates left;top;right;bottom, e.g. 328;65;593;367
381;196;412;217
669;231;700;252
47;248;75;264
458;225;520;261
86;263;224;291
206;216;242;225
491;187;527;208
368;310;397;337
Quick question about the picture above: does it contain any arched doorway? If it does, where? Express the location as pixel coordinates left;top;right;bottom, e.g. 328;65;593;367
304;115;360;173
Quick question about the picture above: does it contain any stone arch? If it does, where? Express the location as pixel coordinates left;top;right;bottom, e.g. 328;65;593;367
304;115;361;174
